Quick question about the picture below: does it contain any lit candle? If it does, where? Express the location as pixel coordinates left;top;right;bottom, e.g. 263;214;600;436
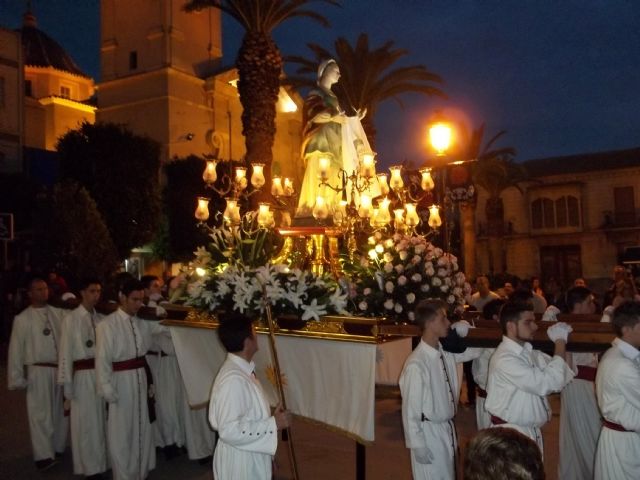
230;204;242;224
202;160;217;185
428;204;442;228
271;176;284;196
195;197;210;222
358;194;372;218
235;167;247;191
250;163;265;189
389;166;404;191
283;177;294;196
312;196;329;220
377;173;390;196
360;152;375;178
318;156;330;181
405;203;419;227
369;208;380;227
257;203;271;227
420;167;435;191
223;198;238;224
378;197;392;226
393;208;405;231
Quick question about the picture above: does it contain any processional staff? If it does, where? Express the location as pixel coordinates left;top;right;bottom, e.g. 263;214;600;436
263;293;300;480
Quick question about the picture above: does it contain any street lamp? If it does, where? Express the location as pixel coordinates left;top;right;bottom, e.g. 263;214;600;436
427;121;453;249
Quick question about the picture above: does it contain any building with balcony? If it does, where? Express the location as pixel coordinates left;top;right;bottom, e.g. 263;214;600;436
475;147;640;290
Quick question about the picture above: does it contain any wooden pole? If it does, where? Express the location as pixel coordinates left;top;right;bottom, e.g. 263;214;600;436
264;301;300;480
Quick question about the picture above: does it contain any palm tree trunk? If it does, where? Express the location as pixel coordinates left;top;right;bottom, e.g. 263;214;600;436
236;33;282;203
485;196;505;274
460;202;476;279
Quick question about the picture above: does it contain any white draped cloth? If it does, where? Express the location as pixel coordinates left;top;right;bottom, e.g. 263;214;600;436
209;353;278;480
558;352;601;480
7;305;68;461
95;308;168;480
471;348;494;430
57;305;108;475
399;340;481;480
594;338;640;480
485;336;575;453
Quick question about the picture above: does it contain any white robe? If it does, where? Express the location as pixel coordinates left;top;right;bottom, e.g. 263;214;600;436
7;305;68;461
95;308;168;480
399;340;482;480
558;352;601;480
57;305;108;475
209;353;278;480
485;336;575;452
471;348;494;430
594;338;640;480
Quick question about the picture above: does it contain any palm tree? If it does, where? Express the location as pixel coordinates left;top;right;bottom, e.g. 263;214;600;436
466;125;525;275
286;33;445;148
184;0;338;194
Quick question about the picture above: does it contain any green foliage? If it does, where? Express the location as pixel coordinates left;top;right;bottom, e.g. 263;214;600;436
32;181;119;280
0;173;39;230
56;122;162;259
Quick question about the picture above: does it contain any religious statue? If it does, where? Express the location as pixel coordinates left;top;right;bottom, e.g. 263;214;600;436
296;59;375;218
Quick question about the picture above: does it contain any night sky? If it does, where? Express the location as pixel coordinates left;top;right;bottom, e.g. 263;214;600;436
2;0;639;166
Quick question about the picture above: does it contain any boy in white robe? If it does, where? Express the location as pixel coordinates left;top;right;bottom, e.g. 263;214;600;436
57;277;108;479
96;278;169;480
594;300;640;480
399;298;482;480
209;313;290;480
485;299;575;454
7;276;68;471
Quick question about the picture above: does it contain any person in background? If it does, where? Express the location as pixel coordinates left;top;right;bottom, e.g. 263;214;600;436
531;276;544;297
573;278;587;288
7;276;68;471
47;269;69;302
594;301;640;480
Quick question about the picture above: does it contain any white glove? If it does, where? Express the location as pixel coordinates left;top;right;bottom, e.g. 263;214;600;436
547;322;572;342
101;384;119;404
12;377;29;389
601;305;614;323
155;305;168;318
413;447;434;464
541;305;561;322
63;383;73;400
451;320;471;338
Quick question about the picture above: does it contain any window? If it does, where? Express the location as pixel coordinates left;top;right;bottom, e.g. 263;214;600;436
60;86;71;99
531;195;581;230
25;79;32;97
614;186;635;226
0;77;5;108
129;51;138;70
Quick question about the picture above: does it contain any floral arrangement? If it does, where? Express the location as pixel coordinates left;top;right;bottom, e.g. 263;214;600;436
184;216;347;321
345;232;471;321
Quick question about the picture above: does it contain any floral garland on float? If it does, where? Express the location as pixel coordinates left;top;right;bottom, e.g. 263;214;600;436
343;231;470;322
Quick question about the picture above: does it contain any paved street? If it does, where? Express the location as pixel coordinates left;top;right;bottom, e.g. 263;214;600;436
1;343;560;479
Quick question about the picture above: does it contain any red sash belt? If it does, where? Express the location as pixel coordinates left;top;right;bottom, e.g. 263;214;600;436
476;387;488;399
73;358;95;372
575;365;597;382
490;415;508;425
112;356;156;423
603;419;631;432
32;362;57;368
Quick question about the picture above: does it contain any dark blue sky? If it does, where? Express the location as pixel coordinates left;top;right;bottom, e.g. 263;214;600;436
3;0;640;165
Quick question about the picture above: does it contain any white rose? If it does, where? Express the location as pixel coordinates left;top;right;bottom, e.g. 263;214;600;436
414;244;425;254
368;236;375;245
359;301;368;311
395;264;405;274
374;231;382;240
363;287;372;296
384;299;395;310
441;285;449;293
385;281;394;293
383;252;393;263
438;268;448;277
406;293;416;304
432;277;442;286
447;295;456;304
421;284;430;292
411;273;422;283
412;255;421;265
408;311;415;321
434;248;444;257
384;262;394;273
398;275;407;286
394;303;403;313
425;264;435;276
385;239;394;248
399;250;409;261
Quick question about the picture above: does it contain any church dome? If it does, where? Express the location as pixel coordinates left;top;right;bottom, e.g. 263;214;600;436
20;10;90;78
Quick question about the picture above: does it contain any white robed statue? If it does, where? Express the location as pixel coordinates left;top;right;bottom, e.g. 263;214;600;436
296;59;377;218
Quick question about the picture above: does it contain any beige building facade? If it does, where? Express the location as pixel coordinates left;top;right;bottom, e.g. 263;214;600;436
474;149;640;290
